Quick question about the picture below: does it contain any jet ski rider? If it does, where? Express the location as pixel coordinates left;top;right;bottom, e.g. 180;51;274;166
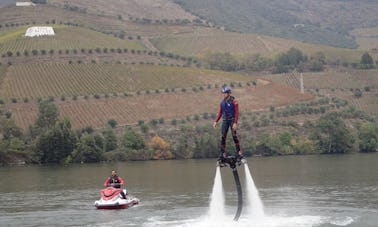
104;170;127;199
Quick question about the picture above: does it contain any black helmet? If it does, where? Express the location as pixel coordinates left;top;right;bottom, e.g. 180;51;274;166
221;86;231;94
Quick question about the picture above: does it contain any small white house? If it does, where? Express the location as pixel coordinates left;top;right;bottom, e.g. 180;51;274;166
16;2;36;6
25;27;55;37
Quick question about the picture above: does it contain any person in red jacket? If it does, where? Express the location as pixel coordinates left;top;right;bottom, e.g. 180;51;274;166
213;86;243;162
104;170;127;199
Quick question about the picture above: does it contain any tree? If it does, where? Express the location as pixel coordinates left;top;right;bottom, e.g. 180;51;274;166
35;118;77;163
103;127;117;152
273;47;307;73
204;52;240;71
0;117;25;163
123;127;145;150
108;119;117;128
149;135;173;159
358;122;378;153
0;118;23;140
35;100;59;129
286;47;307;66
243;54;272;71
193;132;218;158
360;52;374;65
310;112;354;153
359;52;374;69
70;133;104;163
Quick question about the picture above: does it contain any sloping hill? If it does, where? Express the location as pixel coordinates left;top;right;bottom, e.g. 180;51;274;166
7;78;313;129
2;2;377;64
48;0;196;21
174;0;378;48
0;0;376;134
149;27;374;62
0;25;145;53
0;0;13;8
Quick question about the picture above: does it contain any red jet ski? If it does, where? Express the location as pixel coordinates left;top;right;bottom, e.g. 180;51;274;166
94;187;139;209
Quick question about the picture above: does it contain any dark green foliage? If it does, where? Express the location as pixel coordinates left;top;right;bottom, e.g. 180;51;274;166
358;123;378;153
123;127;145;150
360;52;374;65
103;127;117;152
310;112;354;153
204;52;240;71
35;100;58;129
140;124;149;134
108;119;117;128
70;133;104;163
0;118;23;140
243;54;272;71
35;119;77;163
273;48;307;73
354;89;362;97
193;125;219;158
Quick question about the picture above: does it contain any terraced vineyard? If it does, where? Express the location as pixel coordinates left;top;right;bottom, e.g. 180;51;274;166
0;63;250;100
48;0;196;21
0;5;195;37
262;69;378;115
7;80;314;129
263;69;378;90
0;26;145;54
150;27;376;61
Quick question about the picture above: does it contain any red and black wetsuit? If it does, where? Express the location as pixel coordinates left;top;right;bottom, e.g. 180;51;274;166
214;95;241;156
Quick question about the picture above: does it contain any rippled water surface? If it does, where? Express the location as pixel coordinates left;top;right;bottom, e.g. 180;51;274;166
1;153;377;226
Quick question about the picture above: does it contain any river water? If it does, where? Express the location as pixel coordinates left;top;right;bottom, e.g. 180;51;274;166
0;153;377;226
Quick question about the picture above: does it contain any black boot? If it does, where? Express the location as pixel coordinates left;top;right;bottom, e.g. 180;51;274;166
217;152;227;167
236;151;245;165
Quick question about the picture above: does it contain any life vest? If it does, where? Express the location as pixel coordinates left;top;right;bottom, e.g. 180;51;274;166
221;96;236;120
108;176;121;187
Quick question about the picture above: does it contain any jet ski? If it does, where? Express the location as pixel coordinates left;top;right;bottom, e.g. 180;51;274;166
94;187;139;209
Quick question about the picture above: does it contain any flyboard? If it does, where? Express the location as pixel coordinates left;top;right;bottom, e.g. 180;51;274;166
217;155;246;221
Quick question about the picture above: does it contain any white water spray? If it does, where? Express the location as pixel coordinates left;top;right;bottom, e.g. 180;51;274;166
244;163;265;218
197;163;335;227
208;166;225;218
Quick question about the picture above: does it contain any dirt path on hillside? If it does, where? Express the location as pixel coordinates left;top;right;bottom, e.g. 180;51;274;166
141;37;160;52
257;35;273;52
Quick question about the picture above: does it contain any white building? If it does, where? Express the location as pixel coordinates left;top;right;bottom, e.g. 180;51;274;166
16;2;36;6
25;27;55;37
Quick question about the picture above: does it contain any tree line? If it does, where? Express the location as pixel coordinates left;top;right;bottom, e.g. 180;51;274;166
0;99;377;166
203;48;376;73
